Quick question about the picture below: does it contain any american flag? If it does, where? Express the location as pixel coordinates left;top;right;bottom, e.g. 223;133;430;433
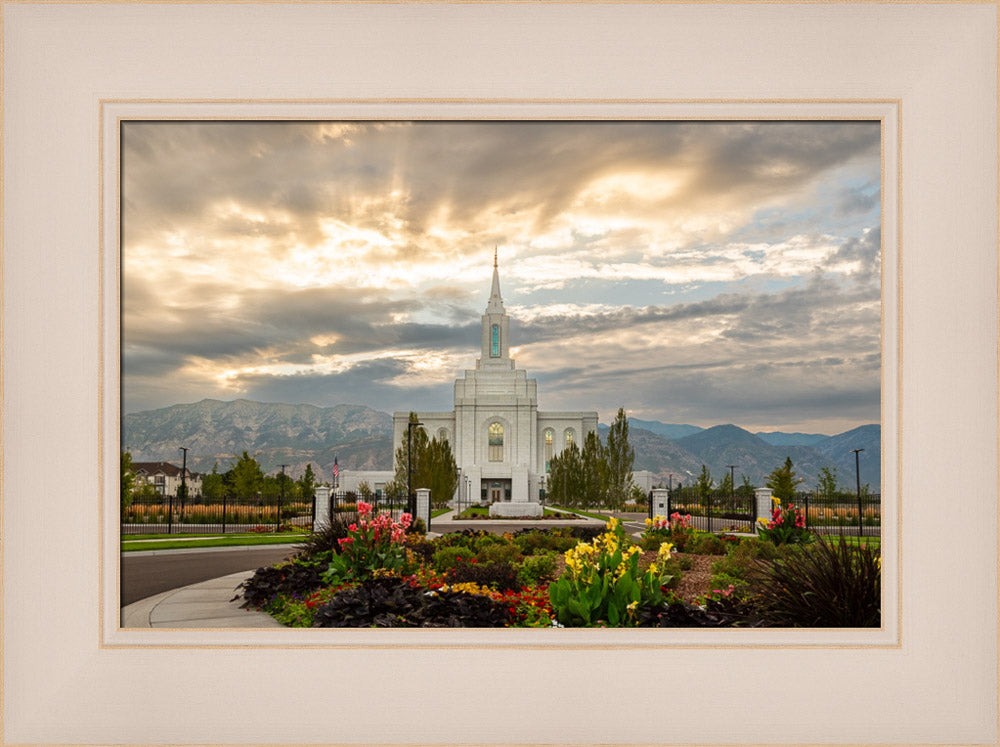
333;457;339;485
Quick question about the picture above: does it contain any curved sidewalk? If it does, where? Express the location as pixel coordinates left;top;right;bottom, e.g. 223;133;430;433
121;570;283;628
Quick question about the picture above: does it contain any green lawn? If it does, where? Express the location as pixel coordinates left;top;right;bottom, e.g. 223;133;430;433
121;532;308;552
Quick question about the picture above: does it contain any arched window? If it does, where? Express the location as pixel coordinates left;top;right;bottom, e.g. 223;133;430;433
491;324;500;357
544;428;554;472
488;422;504;462
564;428;576;448
437;428;449;443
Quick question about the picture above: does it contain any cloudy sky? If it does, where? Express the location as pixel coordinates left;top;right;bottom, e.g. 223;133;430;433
122;120;881;434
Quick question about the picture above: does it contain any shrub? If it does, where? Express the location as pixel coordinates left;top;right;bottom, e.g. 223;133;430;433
757;499;814;546
294;518;352;561
237;562;324;608
750;535;880;627
432;545;474;573
404;534;437;562
446;560;522;592
517;552;558;586
513;530;577;555
311;577;509;627
685;532;728;555
476;542;522;566
408;517;427;535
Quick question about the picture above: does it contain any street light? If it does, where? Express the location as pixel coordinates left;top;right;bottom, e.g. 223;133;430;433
851;448;865;537
178;446;189;528
278;464;288;531
407;420;423;516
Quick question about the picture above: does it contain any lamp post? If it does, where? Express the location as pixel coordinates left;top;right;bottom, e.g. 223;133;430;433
851;448;865;537
727;464;737;521
278;464;288;531
178;446;188;526
407;420;423;516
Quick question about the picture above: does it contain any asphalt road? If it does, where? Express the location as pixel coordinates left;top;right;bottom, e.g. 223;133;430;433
120;546;299;606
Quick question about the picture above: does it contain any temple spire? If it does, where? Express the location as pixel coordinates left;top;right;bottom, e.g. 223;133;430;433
487;247;504;313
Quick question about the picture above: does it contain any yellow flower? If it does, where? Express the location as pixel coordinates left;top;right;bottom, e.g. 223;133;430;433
771;496;781;506
657;542;674;560
607;517;619;531
644;517;653;528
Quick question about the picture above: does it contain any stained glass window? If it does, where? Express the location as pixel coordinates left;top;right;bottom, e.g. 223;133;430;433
491;324;500;357
489;422;503;462
544;428;554;472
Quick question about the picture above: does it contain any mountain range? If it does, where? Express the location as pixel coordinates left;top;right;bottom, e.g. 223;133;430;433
123;399;880;492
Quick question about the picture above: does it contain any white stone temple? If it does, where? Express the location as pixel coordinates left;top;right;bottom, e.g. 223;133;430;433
391;252;597;517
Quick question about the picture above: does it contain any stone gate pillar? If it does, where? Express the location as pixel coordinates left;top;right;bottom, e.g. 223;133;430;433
651;488;670;518
415;488;431;528
313;486;331;531
754;487;773;533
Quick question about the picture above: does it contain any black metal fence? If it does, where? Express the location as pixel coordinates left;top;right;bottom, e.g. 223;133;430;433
121;492;316;535
664;490;758;533
328;489;410;527
796;491;882;538
648;487;882;537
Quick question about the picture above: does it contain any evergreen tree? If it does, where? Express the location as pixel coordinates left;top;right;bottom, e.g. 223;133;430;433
717;469;734;499
392;413;458;507
605;407;635;510
394;412;430;494
422;437;460;508
230;451;264;502
297;463;317;501
766;457;803;502
201;463;225;504
696;464;714;509
816;466;839;498
580;430;608;508
121;450;134;511
548;442;583;507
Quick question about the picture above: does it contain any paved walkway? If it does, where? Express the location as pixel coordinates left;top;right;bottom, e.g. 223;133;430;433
429;507;607;530
120;570;282;628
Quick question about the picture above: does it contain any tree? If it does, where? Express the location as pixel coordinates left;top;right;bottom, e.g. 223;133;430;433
297;464;317;501
580;430;608;508
202;463;225;504
230;451;264;502
392;413;458;508
121;450;135;511
716;469;734;500
696;465;714;507
394;412;430;493
548;442;583;507
767;457;803;502
422;437;459;508
605;407;635;510
817;466;839;498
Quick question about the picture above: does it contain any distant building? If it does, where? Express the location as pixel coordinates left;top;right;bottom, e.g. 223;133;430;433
132;461;202;498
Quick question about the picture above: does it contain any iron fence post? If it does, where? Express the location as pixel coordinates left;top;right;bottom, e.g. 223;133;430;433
167;494;174;535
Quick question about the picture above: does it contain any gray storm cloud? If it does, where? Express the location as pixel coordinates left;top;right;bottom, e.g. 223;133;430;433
122;120;882;432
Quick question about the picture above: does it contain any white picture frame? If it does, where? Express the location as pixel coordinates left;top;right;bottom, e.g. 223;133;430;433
3;2;996;744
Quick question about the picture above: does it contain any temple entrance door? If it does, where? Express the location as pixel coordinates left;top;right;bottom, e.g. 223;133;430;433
490;487;502;502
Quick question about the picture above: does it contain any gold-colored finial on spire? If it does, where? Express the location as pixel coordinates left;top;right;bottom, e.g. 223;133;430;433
494;246;498;268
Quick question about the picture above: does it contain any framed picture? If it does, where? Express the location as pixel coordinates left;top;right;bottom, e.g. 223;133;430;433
3;2;996;745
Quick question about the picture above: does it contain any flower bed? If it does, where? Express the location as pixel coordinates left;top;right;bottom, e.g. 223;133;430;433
237;505;881;628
